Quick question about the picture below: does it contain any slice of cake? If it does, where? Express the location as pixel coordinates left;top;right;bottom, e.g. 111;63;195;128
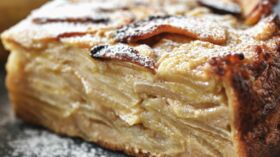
2;0;280;156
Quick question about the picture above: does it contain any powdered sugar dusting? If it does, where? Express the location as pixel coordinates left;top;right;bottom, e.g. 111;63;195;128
116;15;227;45
90;44;156;70
6;128;123;157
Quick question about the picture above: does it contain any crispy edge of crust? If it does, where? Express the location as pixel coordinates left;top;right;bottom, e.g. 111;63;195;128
231;44;280;157
210;41;280;157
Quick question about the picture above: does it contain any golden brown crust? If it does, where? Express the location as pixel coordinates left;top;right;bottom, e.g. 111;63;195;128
209;26;280;157
231;44;280;157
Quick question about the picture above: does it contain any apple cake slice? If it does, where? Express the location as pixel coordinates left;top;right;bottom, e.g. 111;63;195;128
1;0;280;157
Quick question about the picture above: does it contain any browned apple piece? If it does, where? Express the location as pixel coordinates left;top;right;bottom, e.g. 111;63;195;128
115;16;227;45
248;14;280;40
90;44;156;70
199;0;278;25
237;0;277;25
33;17;110;25
198;0;241;14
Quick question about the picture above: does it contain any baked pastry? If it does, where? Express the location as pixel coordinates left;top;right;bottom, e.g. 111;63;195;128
1;0;280;156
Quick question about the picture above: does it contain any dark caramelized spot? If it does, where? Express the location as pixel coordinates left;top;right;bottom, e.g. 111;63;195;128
147;15;172;21
33;17;110;24
91;45;109;55
255;45;272;61
115;15;227;45
247;45;274;78
57;32;88;39
209;53;246;76
198;0;241;14
96;6;130;13
90;44;156;70
228;44;280;157
210;43;278;79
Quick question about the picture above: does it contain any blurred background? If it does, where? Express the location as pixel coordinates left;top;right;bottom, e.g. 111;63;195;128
0;0;48;62
0;1;48;153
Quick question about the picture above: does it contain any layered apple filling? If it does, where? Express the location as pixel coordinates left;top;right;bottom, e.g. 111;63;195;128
5;38;235;157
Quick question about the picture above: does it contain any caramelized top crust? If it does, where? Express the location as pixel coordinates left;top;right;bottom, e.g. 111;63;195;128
209;42;280;157
1;0;279;74
115;15;227;45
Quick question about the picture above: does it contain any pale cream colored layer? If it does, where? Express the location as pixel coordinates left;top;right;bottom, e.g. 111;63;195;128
6;43;234;157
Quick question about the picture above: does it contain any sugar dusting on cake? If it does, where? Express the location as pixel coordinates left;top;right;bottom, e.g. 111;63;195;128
6;128;121;157
90;44;156;70
115;15;227;45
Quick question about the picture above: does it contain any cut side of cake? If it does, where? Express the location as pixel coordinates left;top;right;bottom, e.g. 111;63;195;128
1;0;280;157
